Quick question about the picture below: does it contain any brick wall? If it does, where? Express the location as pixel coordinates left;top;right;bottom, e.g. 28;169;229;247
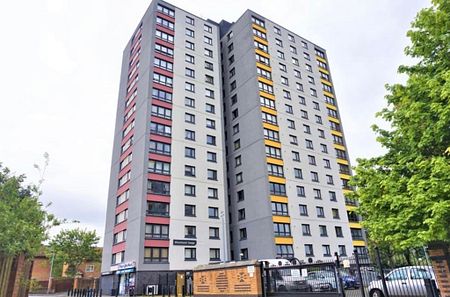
428;243;450;297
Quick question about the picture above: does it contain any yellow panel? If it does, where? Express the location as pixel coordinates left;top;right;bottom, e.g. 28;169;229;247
337;158;349;165
328;116;340;124
258;76;273;86
256;62;272;72
339;173;351;180
266;157;284;166
261;106;277;116
316;56;327;63
321;79;332;86
343;189;354;195
272;216;291;223
352;240;366;246
275;237;294;244
325;103;337;111
259;91;275;100
349;222;362;229
254;36;268;46
263;122;279;131
333;143;346;151
264;139;281;148
268;175;286;184
318;66;329;74
252;23;267;33
323;90;334;98
331;130;343;137
270;195;288;203
255;49;270;59
346;205;357;211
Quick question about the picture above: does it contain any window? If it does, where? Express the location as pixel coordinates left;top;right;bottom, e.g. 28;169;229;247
254;40;268;52
229;67;236;78
259;82;274;94
185;28;195;38
318;129;325;138
185;68;195;78
251;16;265;27
287;119;296;129
208;169;218;180
185;147;195;159
332;208;340;219
301;40;308;49
233;191;244;203
294;69;302;78
306;139;314;149
185;204;196;217
308;155;316;165
308;76;315;84
302;224;311;236
236;172;243;184
292;151;300;162
185;129;195;141
144;247;168;263
322;245;331;257
277;51;285;60
324;159;331;169
319;225;328;237
185;225;196;238
262;112;277;125
151;105;171;120
231;95;237;105
292;57;299;66
329;191;337;201
206;119;216;129
148;160;171;175
316;206;325;218
296;186;305;197
294;168;303;179
300;109;308;119
321;71;331;81
299;95;306;105
257;67;272;80
186;16;194;25
252;28;267;39
204;36;213;45
335;227;343;238
116;190;129;205
157;4;175;17
204;48;213;58
154;57;173;71
206;103;215;114
321;144;328;153
275;38;283;47
185;82;195;93
209;248;220;261
112;251;125;265
279;63;287;72
208;187;218;199
238;208;246;220
113;230;127;244
239;228;247;240
313;188;322;199
273;223;291;237
296;83;304;92
206;135;216;145
185;113;195;124
204;24;212;33
234;139;241;150
268;163;284;177
185;97;195;108
205;61;214;71
227;31;233;40
155;17;174;30
184;166;196;177
152;88;172;102
274;27;281;35
150;141;171;155
209;227;220;239
317;60;328;70
276;245;294;258
256;53;270;65
230;80;236;91
145;224;169;239
285;104;293;114
235;155;242;167
290;45;297;54
185;40;195;50
232;108;239;119
233;124;240;134
185;54;195;64
208;207;219;219
185;248;196;261
147;180;170;195
303;52;311;61
310;88;317;97
338;245;347;256
270;182;286;196
120;153;132;170
184;184;196;196
305;63;312;72
147;201;169;217
299;204;308;216
290;135;298;144
303;124;311;134
155;30;174;43
153;73;173;87
207;151;217;162
266;146;282;159
272;202;288;216
326;175;334;185
305;244;314;256
281;76;289;86
311;171;319;182
205;88;215;98
85;265;95;272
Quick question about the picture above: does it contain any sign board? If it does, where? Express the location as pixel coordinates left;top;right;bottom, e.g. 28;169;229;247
343;259;350;268
301;268;308;277
173;239;197;246
118;261;136;270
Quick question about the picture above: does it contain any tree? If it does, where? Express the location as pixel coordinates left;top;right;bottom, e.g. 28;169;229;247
351;0;450;250
0;163;56;257
48;228;101;277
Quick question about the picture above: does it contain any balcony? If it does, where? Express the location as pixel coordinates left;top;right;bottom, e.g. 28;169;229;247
345;198;358;206
146;210;169;217
342;185;354;191
339;169;351;175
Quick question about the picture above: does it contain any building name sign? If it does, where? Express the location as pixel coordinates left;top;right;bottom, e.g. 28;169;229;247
173;239;197;246
118;261;136;270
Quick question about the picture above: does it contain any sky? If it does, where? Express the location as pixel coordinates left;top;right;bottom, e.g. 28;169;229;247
0;0;430;244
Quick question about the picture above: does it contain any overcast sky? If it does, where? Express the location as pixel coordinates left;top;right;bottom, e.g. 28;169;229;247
0;0;429;244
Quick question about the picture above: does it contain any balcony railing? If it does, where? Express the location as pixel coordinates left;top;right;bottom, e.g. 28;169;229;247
345;198;358;206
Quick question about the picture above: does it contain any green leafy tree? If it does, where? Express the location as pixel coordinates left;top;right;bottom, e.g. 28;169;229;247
48;228;101;277
0;161;57;257
351;0;450;250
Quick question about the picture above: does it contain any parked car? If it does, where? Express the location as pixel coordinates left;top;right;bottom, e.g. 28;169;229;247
260;259;310;292
306;271;337;292
368;266;437;297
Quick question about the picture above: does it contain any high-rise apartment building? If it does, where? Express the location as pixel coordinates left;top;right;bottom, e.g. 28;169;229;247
101;0;365;294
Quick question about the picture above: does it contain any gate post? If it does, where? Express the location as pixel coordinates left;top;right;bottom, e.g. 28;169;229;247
334;252;345;297
375;247;390;297
353;249;366;297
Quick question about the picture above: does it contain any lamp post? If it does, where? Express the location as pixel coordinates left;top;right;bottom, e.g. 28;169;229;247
47;252;55;294
220;211;228;262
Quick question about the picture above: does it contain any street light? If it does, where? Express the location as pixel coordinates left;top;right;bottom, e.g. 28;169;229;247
220;211;228;262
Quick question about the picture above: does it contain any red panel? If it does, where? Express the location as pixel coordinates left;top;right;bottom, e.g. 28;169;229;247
147;194;171;204
125;86;137;100
129;47;141;67
116;183;129;196
156;12;175;23
122;114;136;131
150;115;172;126
127;72;139;88
155;39;174;50
148;173;171;182
149;134;171;143
148;153;171;162
152;82;173;93
115;201;128;214
144;239;170;247
112;242;126;254
145;216;170;225
151;99;172;110
120;130;134;146
124;101;136;115
153;67;173;78
128;58;140;72
113;221;127;233
118;164;131;179
131;32;142;47
155;24;174;36
154;52;173;63
119;147;133;162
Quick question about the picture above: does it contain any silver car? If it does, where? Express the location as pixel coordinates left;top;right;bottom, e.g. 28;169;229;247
368;266;437;297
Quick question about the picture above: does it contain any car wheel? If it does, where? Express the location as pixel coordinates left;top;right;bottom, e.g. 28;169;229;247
370;289;384;297
278;285;287;292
